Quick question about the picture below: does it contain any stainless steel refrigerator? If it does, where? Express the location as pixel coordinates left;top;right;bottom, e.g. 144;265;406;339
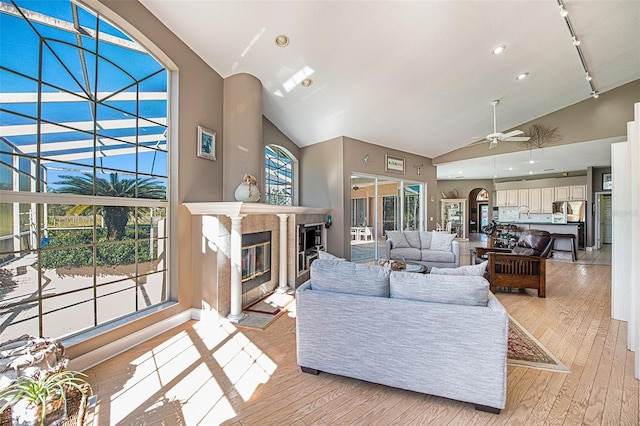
552;201;587;248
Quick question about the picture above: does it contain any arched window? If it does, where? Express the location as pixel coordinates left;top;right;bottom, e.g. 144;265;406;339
0;0;169;340
265;145;297;206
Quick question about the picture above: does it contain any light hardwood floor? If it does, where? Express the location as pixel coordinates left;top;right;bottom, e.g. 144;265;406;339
85;246;633;425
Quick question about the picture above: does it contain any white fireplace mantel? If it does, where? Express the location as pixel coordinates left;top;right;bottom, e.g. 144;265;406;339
183;202;331;217
184;202;330;323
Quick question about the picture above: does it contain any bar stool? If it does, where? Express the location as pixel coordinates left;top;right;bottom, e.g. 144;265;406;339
550;233;577;262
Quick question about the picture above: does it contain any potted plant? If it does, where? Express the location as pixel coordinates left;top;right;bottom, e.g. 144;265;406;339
0;370;92;426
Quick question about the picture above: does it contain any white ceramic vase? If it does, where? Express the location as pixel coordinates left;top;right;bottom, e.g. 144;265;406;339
234;181;260;202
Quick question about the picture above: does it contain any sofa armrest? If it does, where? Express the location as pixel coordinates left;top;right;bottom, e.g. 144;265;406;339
451;240;460;267
385;238;392;259
476;246;511;260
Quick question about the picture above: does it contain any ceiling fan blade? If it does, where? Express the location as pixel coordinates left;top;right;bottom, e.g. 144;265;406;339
503;136;531;142
502;129;524;138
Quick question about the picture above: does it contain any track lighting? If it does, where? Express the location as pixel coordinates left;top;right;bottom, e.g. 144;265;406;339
559;5;568;17
558;0;598;99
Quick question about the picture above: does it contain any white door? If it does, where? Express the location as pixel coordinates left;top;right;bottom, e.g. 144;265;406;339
602;195;612;244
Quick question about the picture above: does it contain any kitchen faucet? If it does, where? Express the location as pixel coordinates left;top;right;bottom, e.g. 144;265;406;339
518;205;531;219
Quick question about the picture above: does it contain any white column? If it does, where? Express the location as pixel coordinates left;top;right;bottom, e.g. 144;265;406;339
276;214;290;292
227;215;247;323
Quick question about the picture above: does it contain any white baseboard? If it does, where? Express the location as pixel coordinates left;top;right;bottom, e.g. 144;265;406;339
68;308;219;372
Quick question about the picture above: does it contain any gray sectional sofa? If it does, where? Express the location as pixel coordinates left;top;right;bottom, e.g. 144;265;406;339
296;258;509;413
385;230;460;268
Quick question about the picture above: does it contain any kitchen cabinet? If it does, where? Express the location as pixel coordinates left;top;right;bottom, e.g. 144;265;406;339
541;187;554;213
555;186;570;201
518;189;529;207
497;189;518;206
570;185;586;200
441;199;466;240
529;188;542;213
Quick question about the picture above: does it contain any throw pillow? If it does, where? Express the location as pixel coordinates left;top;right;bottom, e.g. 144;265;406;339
318;251;345;261
431;261;488;277
386;230;410;248
419;231;432;249
310;259;390;297
404;232;421;248
430;232;456;252
390;272;489;306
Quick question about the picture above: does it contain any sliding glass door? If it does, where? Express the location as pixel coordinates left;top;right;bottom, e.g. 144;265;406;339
350;175;425;262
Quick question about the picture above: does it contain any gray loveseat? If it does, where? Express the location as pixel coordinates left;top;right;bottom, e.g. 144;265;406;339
385;230;460;268
296;258;508;413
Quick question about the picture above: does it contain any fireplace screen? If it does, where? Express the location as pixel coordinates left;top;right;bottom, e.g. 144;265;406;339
241;231;271;287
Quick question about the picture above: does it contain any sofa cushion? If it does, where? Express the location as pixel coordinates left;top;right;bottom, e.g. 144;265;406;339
310;259;390;297
389;247;422;261
431;261;488;276
421;249;456;263
404;231;421;248
430;232;456;251
386;230;410;248
389;272;489;306
419;231;432;249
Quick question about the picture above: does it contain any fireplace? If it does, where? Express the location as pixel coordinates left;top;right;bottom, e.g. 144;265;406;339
241;231;271;293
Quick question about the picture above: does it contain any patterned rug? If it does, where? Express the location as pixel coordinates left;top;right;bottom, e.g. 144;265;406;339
508;315;570;373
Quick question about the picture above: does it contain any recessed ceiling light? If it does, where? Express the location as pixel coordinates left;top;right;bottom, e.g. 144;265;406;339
517;72;529;80
275;35;290;47
492;45;506;55
301;78;313;87
507;167;515;171
527;160;536;164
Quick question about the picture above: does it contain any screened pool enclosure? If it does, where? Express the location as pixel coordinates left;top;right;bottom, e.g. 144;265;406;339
0;0;170;340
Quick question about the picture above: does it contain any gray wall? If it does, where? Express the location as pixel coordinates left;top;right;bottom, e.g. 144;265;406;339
300;136;436;258
434;79;640;164
223;73;263;201
300;137;345;256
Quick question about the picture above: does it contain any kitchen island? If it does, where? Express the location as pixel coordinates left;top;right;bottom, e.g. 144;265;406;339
512;222;579;259
498;221;579;259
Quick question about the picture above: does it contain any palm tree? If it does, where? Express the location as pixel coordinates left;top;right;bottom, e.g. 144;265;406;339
53;173;165;240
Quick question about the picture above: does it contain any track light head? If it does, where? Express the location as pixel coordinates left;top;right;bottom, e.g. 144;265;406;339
559;5;568;17
591;91;599;99
572;36;581;46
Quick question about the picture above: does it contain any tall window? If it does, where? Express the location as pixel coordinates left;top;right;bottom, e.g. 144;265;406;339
265;145;296;206
0;0;169;340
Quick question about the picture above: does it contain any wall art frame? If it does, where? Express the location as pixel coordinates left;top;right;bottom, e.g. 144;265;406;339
385;154;405;173
197;125;216;161
602;173;612;190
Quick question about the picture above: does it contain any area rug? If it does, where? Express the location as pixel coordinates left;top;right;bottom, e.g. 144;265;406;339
508;315;570;373
244;291;294;314
235;292;294;330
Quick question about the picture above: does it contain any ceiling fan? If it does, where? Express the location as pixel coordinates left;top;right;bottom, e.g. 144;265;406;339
486;100;530;149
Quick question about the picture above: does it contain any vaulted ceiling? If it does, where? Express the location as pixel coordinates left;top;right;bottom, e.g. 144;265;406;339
139;1;640;162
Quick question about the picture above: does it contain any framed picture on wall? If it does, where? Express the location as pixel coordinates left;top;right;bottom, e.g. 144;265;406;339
197;125;216;160
385;155;405;173
602;173;612;190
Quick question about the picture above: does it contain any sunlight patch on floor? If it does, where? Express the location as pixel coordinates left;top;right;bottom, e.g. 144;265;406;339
102;318;277;423
214;329;277;401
